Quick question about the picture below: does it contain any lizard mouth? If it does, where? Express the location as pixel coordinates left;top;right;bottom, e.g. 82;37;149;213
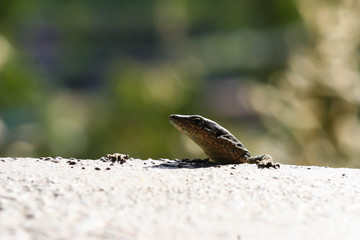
169;114;194;133
169;114;179;121
169;114;182;128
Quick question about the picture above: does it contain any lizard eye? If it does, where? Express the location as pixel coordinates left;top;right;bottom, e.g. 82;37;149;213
193;118;202;124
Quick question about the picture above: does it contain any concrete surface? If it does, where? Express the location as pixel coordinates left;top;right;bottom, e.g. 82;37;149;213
0;157;360;240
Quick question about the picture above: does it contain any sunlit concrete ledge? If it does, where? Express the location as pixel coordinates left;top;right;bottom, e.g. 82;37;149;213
1;157;360;240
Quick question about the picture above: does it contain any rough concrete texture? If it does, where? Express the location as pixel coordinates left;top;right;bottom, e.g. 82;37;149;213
1;157;360;240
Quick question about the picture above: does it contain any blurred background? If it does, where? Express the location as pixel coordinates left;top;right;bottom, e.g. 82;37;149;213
1;0;360;167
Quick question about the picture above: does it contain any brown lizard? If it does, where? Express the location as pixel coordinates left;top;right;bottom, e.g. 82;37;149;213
169;114;280;168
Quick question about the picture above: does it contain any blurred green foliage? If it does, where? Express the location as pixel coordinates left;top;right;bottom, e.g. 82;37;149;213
1;0;360;167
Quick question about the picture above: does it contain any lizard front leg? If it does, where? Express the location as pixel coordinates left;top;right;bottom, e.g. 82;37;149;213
247;154;280;169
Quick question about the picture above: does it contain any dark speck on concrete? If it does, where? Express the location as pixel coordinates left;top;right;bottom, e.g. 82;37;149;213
67;161;76;166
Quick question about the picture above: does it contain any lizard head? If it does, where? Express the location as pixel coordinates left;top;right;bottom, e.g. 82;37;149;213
169;114;230;141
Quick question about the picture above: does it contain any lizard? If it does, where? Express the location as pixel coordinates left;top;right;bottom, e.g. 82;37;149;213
169;114;280;169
